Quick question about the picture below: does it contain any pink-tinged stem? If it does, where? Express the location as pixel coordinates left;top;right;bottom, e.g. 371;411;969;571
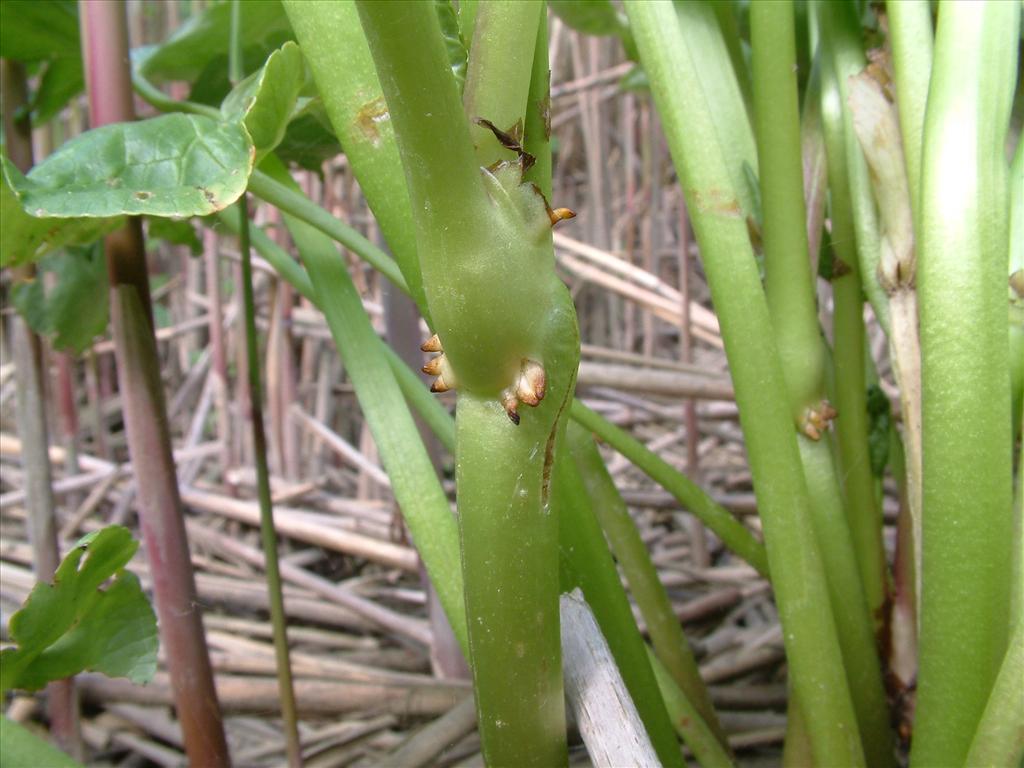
78;2;230;764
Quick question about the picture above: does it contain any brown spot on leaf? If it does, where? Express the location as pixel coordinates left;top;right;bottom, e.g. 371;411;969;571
134;191;151;201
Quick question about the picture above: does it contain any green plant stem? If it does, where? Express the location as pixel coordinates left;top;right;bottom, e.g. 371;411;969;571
553;450;686;768
456;395;569;768
234;194;301;767
210;204;458;457
647;650;735;768
356;5;579;764
571;400;767;577
885;0;932;222
259;156;468;655
246;171;408;292
911;4;1019;765
818;50;889;626
567;423;727;750
751;0;823;421
281;0;427;317
462;0;541;169
796;439;894;766
752;8;892;761
670;0;758;219
626;4;863;764
818;1;889;335
522;11;552;199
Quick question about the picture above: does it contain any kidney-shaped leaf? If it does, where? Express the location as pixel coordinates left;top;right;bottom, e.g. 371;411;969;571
1;159;122;268
222;41;305;160
9;113;254;219
0;526;157;693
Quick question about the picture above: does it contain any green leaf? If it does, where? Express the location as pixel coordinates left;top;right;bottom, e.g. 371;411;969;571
145;217;203;255
8;113;254;219
0;526;157;694
0;717;82;768
0;158;121;268
31;56;84;125
274;98;342;172
139;0;292;85
222;41;305;160
549;0;626;37
866;384;891;477
10;246;109;354
549;0;637;59
618;63;649;93
0;0;79;62
434;1;468;93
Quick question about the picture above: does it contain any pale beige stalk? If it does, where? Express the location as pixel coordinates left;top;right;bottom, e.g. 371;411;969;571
849;68;923;621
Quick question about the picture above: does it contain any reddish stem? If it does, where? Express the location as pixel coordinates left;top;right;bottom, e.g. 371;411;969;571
78;3;230;764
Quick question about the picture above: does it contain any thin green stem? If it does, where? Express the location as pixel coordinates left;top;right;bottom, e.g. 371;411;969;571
911;3;1019;765
626;4;863;764
752;7;893;761
462;0;541;169
819;1;889;335
554;449;687;768
247;170;407;291
647;650;735;768
567;423;727;751
819;47;889;626
235;194;301;767
570;400;768;577
752;0;823;421
281;0;428;317
259;157;468;656
886;0;933;223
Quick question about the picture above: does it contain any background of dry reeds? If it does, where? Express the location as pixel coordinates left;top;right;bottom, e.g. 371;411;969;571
0;4;899;766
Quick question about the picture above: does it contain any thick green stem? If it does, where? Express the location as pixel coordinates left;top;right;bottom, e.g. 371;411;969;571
456;395;568;768
356;5;578;764
911;3;1019;765
627;4;863;764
